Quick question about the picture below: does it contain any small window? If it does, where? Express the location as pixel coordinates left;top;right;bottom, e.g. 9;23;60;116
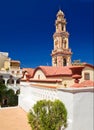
54;57;57;64
55;40;58;49
38;75;40;79
63;58;67;66
0;75;5;84
84;73;90;80
12;71;14;74
62;26;64;31
17;71;20;74
64;42;66;48
16;78;20;84
7;76;14;84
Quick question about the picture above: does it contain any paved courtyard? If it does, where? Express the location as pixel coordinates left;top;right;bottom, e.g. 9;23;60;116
0;106;31;130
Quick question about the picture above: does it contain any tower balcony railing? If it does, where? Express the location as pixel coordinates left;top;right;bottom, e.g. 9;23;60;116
11;73;23;78
0;69;11;74
52;48;71;54
55;19;66;24
10;66;20;70
0;69;22;78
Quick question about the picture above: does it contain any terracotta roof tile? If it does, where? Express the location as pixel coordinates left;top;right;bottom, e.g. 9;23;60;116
22;68;35;77
82;63;94;69
33;66;72;77
71;80;94;88
80;80;94;87
71;83;83;88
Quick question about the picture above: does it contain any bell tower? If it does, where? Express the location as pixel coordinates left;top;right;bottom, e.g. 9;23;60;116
51;10;72;67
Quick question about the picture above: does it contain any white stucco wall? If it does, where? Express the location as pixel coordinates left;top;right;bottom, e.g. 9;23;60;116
73;90;93;130
19;82;94;130
34;69;46;79
57;87;94;130
19;82;58;112
57;89;73;130
19;85;34;112
19;82;34;112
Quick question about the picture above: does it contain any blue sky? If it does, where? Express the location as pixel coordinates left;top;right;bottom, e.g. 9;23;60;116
0;0;93;68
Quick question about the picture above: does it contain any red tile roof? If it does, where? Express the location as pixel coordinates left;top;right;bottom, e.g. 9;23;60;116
21;64;94;84
71;80;94;88
22;68;35;77
33;66;72;77
80;80;94;87
71;83;83;88
82;63;94;69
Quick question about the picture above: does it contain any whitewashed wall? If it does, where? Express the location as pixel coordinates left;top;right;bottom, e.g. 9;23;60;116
73;90;93;130
19;82;34;112
57;87;94;130
19;82;94;130
57;89;73;130
19;82;58;112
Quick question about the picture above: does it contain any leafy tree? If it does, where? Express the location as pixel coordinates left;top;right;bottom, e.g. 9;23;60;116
28;100;67;130
0;83;7;105
5;89;18;106
0;82;18;107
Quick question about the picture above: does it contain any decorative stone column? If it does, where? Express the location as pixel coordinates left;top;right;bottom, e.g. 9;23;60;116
14;79;17;86
4;78;8;85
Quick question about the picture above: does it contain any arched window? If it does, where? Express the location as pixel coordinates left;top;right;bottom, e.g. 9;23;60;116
63;58;67;66
16;78;20;84
54;57;57;65
55;40;58;50
62;39;67;49
0;75;5;84
38;75;40;79
7;75;14;84
62;39;63;48
62;26;64;31
17;71;20;74
12;71;14;74
64;41;66;48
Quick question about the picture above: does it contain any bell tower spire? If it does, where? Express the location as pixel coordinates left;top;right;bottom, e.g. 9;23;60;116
51;10;72;67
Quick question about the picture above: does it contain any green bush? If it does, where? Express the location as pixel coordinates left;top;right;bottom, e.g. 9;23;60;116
28;100;67;130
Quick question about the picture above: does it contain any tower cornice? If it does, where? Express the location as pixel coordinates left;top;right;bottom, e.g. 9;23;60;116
53;31;69;38
55;19;66;25
51;49;72;56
